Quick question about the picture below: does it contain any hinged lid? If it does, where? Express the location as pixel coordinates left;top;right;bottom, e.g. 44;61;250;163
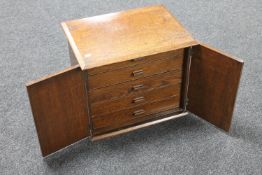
61;5;197;70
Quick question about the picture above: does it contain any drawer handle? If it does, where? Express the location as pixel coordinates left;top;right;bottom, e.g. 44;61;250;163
132;84;144;91
132;70;144;77
133;109;145;116
133;96;145;103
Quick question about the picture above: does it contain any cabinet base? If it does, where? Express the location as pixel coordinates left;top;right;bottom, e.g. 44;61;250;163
91;111;188;141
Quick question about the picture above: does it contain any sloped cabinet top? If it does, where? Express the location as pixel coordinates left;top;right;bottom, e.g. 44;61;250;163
61;5;197;70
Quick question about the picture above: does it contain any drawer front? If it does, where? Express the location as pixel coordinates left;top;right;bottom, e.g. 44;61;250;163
88;49;183;75
88;50;183;89
91;84;181;116
89;70;182;104
92;95;180;134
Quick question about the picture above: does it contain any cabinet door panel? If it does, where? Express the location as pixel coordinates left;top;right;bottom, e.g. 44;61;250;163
27;65;89;156
188;44;243;131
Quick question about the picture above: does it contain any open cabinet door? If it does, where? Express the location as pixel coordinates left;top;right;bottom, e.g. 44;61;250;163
188;44;243;131
26;65;90;156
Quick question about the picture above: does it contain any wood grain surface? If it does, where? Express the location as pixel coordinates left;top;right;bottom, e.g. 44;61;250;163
88;69;182;104
91;83;181;116
27;66;90;156
88;50;183;89
25;3;245;156
87;48;183;75
188;44;243;131
92;95;180;134
92;111;188;141
61;5;197;70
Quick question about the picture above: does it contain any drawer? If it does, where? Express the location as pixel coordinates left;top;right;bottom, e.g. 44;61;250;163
88;50;184;89
92;95;180;134
91;84;181;116
89;70;182;104
88;49;183;75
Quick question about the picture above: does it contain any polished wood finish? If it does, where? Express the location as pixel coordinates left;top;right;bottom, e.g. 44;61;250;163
88;48;184;135
87;48;183;75
92;111;188;141
88;50;183;89
91;83;181;116
26;5;244;156
61;5;197;70
26;66;90;156
92;95;180;134
188;44;243;131
89;70;182;104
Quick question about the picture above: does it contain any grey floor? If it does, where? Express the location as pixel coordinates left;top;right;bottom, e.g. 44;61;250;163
1;0;262;174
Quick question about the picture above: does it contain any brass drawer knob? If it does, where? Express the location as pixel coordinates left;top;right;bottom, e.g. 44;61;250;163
132;69;144;77
133;96;145;103
132;84;144;91
133;109;145;116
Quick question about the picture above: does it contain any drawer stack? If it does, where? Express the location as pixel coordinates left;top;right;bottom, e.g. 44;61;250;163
87;49;184;135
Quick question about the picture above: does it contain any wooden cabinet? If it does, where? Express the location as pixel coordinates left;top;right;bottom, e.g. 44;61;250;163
26;5;243;156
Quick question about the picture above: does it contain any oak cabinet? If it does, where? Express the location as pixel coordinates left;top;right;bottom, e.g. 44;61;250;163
26;5;243;156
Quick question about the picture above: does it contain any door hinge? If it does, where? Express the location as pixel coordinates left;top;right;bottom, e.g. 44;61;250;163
189;46;193;57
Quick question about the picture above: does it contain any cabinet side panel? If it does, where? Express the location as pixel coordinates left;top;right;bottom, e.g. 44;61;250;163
26;66;89;156
188;44;243;131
